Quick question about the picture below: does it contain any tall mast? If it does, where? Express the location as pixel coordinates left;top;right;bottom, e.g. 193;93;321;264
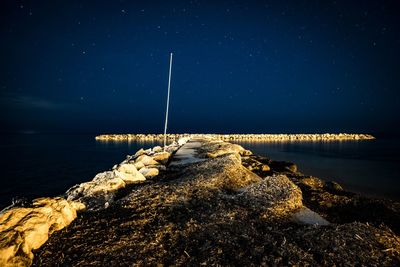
163;52;173;150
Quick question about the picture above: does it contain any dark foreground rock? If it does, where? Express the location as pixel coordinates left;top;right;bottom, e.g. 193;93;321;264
30;139;400;266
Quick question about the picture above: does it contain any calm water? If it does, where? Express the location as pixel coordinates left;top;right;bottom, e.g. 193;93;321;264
0;134;399;209
0;134;163;209
234;137;400;200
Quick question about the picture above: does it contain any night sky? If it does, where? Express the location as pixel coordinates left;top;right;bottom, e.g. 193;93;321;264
1;1;399;134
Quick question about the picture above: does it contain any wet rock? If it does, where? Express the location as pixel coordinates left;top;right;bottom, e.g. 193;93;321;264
0;197;84;266
270;161;297;173
325;181;344;192
261;164;270;172
299;177;325;190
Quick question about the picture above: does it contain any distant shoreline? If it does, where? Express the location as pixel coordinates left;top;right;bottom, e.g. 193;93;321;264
95;133;375;141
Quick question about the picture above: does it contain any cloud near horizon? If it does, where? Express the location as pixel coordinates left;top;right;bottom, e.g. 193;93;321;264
0;95;68;110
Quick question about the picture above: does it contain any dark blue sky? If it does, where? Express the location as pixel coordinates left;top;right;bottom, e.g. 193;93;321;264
1;0;399;134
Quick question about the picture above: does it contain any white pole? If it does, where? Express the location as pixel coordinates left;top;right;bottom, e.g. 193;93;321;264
163;52;173;150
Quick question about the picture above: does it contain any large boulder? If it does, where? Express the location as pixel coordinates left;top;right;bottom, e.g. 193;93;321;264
139;167;159;178
133;148;146;159
183;153;262;192
114;163;146;184
238;175;303;217
135;155;159;166
203;141;247;159
0;197;84;266
152;152;171;165
65;163;146;210
152;146;163;153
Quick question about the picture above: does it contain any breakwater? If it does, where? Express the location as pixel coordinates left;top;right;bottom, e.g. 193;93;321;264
95;133;375;141
2;137;399;267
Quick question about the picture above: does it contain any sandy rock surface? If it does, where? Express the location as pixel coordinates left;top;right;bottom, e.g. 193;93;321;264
0;197;84;266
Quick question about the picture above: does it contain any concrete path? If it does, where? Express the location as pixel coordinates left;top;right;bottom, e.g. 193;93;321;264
169;139;206;166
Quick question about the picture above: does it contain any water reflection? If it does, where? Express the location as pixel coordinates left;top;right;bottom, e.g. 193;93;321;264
234;139;400;200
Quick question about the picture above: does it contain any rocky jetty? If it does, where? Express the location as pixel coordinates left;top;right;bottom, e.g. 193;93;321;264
1;137;399;266
95;133;375;142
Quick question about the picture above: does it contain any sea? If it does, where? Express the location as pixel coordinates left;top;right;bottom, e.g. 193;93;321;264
0;133;399;209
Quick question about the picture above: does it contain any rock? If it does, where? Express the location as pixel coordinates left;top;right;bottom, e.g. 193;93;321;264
146;164;167;171
0;197;84;266
270;161;297;173
238;175;303;217
139;167;159;178
189;153;262;191
114;163;146;184
292;207;330;226
204;142;247;158
261;164;270;172
240;149;253;156
152;152;171;164
133;161;145;170
177;137;190;146
324;181;344;192
299;177;325;190
165;145;178;153
65;171;126;211
133;148;146;159
135;155;159;166
152;146;163;153
287;163;297;173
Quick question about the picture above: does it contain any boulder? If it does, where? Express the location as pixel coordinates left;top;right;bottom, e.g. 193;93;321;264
65;171;126;211
114;163;146;184
238;175;303;217
0;197;84;266
188;153;262;192
204;142;247;158
240;149;253;156
152;152;171;164
177;137;189;146
270;161;297;173
324;181;344;192
133;161;145;170
135;155;159;166
146;164;167;171
299;177;325;190
133;148;146;159
261;164;270;172
152;146;163;153
139;167;159;178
